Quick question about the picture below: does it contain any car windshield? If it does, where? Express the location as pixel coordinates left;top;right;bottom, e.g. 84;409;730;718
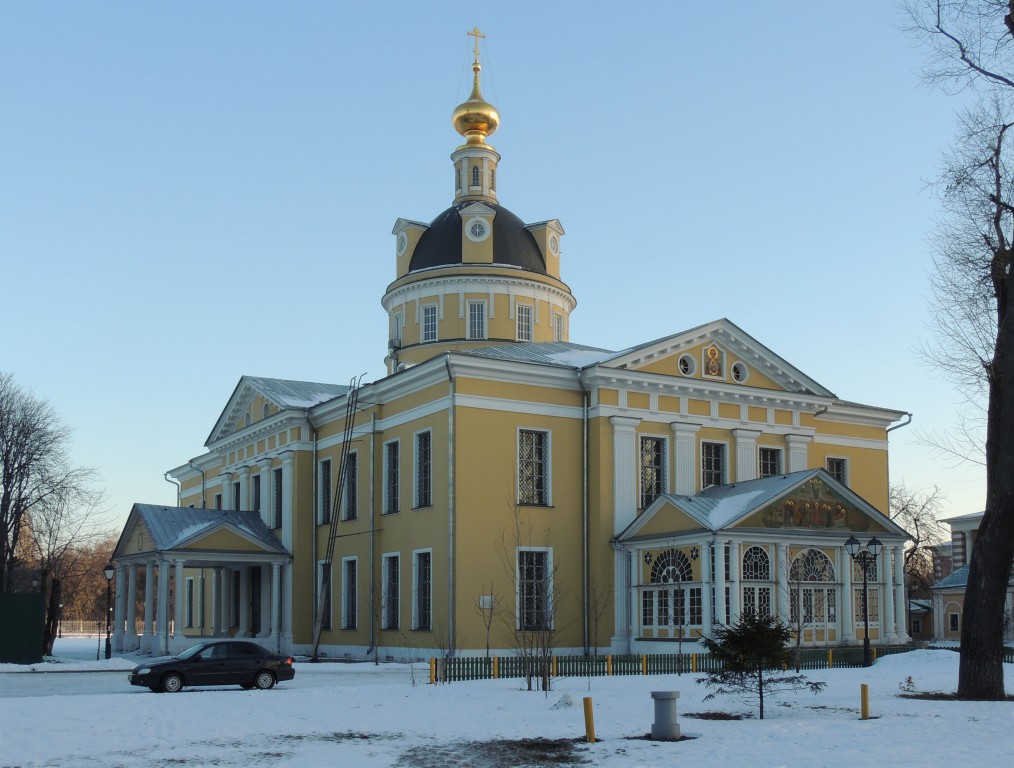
176;643;210;660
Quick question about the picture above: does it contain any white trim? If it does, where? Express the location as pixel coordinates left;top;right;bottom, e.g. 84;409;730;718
381;552;401;630
382;439;400;515
318;457;333;524
421;303;439;343
413;428;433;509
516;546;554;631
517;426;553;506
467;300;487;340
700;439;729;489
516;303;533;342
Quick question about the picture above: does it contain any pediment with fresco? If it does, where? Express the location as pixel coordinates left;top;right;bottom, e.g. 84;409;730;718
738;476;888;533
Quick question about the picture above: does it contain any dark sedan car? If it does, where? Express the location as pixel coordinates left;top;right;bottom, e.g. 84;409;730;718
128;640;295;692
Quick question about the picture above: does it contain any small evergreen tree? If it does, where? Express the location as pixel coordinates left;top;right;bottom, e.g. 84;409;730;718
698;613;826;719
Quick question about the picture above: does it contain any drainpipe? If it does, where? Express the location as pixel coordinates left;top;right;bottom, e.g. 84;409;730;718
307;409;319;640
164;473;181;507
886;413;913;433
445;355;457;655
578;370;590;655
188;462;207;508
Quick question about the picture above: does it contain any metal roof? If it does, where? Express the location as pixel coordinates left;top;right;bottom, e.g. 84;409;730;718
129;504;288;554
460;341;617;367
244;377;349;409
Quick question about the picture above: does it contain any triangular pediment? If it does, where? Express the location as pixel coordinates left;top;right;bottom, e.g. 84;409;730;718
598;318;835;397
207;376;349;445
176;522;278;554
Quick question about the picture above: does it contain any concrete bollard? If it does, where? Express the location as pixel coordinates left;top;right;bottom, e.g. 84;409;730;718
650;690;681;740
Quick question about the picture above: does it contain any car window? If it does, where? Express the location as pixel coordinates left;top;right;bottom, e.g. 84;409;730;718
206;644;229;659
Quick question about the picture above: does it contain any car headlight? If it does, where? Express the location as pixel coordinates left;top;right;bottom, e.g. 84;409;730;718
135;667;151;675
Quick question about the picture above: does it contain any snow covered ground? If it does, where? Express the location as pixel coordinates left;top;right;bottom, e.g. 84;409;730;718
0;637;1010;767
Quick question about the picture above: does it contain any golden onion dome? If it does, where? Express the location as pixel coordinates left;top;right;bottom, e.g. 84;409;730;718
453;30;499;145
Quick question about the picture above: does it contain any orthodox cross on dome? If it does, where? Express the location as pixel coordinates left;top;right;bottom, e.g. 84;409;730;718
468;26;486;65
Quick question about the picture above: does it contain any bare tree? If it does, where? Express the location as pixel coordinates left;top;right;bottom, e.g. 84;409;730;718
585;572;611;658
906;1;1014;699
889;484;947;599
0;373;99;593
474;582;502;659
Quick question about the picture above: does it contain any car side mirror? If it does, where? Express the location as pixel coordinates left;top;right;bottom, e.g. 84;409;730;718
193;654;203;662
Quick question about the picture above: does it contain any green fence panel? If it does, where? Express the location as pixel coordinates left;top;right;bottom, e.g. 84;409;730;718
0;593;44;664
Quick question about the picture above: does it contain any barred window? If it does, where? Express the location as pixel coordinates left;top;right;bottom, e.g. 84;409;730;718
272;468;283;529
517;304;533;342
518;429;549;505
702;442;726;488
639;437;666;508
344;452;358;521
343;558;357;629
519;549;551;630
758;447;782;478
415;431;432;508
319;563;332;630
826;457;848;484
383;555;399;630
233;481;241;510
414;551;432;631
422;304;437;343
319;458;332;524
252;474;261;513
384;441;399;514
742;546;771;580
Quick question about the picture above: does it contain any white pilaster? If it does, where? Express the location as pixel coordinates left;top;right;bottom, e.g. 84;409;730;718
701;539;713;636
610;416;641;535
173;559;185;640
841;548;855;644
144;560;155;650
156;559;170;654
776;544;789;626
238;566;251;637
894;546;910;643
113;564;127;652
126;564;138;651
271;562;283;653
237;466;250;510
883;549;898;643
220;473;233;509
212;567;223;636
727;542;740;622
732;429;761;482
670;423;702;496
714;541;727;629
258;461;273;524
785;434;812;473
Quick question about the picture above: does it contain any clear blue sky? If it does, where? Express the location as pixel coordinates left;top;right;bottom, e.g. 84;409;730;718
0;2;986;530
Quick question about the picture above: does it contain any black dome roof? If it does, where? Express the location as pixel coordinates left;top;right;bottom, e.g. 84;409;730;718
409;202;546;274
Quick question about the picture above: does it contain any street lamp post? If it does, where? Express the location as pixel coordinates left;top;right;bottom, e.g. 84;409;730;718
58;603;63;638
103;563;115;660
845;535;883;668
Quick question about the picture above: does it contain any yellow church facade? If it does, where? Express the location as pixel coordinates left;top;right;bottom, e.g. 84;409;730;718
109;34;911;659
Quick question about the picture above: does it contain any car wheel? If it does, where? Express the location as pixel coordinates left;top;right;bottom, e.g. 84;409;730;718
161;672;184;693
254;670;275;690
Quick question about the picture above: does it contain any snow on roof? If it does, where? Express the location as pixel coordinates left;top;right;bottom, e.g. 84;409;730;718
459;341;617;368
129;505;288;555
247;377;349;408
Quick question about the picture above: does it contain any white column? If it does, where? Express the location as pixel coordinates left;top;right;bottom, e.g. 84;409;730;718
894;546;910;642
212;567;223;636
259;564;271;638
732;429;760;482
841;548;855;644
714;541;727;629
126;565;138;650
173;560;185;641
932;592;944;641
237;466;250;510
156;559;170;654
727;542;740;622
785;434;812;473
112;564;126;651
701;539;713;636
144;560;155;650
238;565;251;637
670;423;702;496
271;562;283;652
610;416;641;534
776;544;789;626
220;473;233;509
883;549;898;643
258;461;273;525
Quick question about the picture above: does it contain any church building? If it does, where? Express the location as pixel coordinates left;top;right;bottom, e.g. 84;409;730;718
110;33;912;660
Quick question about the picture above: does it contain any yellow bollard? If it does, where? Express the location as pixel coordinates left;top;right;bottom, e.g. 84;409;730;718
827;649;833;669
552;655;558;678
872;647;877;664
493;656;499;679
691;653;697;673
861;683;870;720
429;658;436;684
606;655;613;675
583;696;596;743
642;654;647;675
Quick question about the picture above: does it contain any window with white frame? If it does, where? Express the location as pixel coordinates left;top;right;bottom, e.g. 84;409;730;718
516;304;533;341
552;312;563;342
701;442;726;488
741;546;773;618
518;429;549;505
758;447;782;478
342;557;357;629
392;311;403;345
422;304;438;343
518;548;552;630
272;467;283;528
343;452;358;521
384;441;399;514
467;301;486;340
318;562;332;630
319;458;332;524
383;554;400;630
414;431;432;508
789;549;838;629
413;550;432;631
639;436;666;509
826;457;848;484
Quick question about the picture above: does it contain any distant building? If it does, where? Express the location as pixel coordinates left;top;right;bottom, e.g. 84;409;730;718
109;34;913;659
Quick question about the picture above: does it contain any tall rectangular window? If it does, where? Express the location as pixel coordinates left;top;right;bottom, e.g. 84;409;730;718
214;493;222;511
826;457;848;484
516;304;532;341
273;467;283;529
185;577;195;628
392;311;403;345
319;458;332;524
414;431;432;508
413;550;432;631
518;549;552;630
233;481;241;510
701;442;726;488
383;554;400;630
758;447;782;478
384;441;400;514
422;304;438;342
468;301;486;340
343;452;358;521
319;562;332;630
252;474;262;513
342;557;357;630
518;429;549;505
552;312;563;342
640;436;666;509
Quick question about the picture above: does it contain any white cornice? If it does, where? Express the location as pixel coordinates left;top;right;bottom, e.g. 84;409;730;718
383;272;576;313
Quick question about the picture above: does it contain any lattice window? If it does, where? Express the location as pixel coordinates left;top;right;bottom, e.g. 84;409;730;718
344;453;358;521
415;431;432;508
742;546;771;580
384;442;399;514
518;429;548;505
422;304;438;342
853;587;879;625
468;301;486;340
639;437;666;509
343;558;357;629
516;304;532;341
826;457;848;484
319;563;332;630
519;549;551;630
383;555;399;630
272;468;283;528
650;549;693;585
471;165;480;186
319;459;332;524
414;551;432;631
252;474;261;513
851;555;879;581
790;549;836;582
702;442;726;488
758;447;782;477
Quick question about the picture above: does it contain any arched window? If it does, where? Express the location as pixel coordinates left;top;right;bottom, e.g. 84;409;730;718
471;165;480;186
742;546;770;580
650;549;692;584
790;549;835;582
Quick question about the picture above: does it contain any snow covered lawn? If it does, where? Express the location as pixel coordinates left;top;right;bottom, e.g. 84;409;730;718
0;639;1010;767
